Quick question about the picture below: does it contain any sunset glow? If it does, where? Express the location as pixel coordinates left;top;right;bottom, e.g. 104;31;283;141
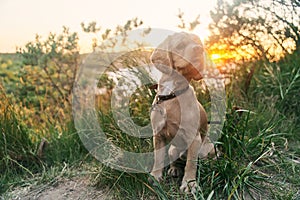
210;53;222;61
0;0;217;53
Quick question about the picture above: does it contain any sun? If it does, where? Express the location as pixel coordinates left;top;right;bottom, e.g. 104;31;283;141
211;53;222;61
210;53;226;64
209;50;236;64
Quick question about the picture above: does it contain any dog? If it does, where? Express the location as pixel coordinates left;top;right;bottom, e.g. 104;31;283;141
149;32;215;193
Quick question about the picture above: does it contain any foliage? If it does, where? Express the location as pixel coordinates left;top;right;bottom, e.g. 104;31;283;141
176;9;201;31
0;84;38;193
0;81;88;195
0;27;88;196
16;27;80;135
81;17;148;51
1;11;300;199
247;50;300;199
207;0;300;62
87;11;300;198
0;54;22;94
251;49;300;129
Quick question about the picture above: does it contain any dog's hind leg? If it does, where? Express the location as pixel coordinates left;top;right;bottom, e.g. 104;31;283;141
199;136;219;159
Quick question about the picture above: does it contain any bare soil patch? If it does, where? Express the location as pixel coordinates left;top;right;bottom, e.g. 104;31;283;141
4;176;111;200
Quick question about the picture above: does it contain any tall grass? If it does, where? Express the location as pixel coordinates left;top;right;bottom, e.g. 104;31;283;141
1;50;299;199
89;50;300;199
0;83;88;195
93;99;278;199
251;50;300;129
248;50;300;199
0;84;38;194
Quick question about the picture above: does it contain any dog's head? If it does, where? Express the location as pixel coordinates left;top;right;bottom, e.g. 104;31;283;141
150;32;206;81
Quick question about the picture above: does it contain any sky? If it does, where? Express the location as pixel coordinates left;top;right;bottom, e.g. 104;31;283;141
0;0;217;53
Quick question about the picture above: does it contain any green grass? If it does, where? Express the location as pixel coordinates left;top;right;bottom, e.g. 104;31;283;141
1;50;300;199
0;86;38;194
0;83;89;195
89;50;300;199
91;102;295;199
0;53;23;95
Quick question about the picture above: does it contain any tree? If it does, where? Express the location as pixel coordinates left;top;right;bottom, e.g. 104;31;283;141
18;26;79;103
81;18;147;51
177;9;201;31
207;0;300;62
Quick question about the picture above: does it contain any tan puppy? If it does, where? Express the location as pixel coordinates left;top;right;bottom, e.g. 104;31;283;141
150;32;215;193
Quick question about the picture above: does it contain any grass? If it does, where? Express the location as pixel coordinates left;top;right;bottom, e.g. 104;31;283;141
0;82;89;196
90;50;300;199
1;50;300;199
91;101;295;199
0;85;38;194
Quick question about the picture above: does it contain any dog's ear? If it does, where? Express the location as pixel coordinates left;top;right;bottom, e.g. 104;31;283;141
150;36;173;74
182;37;206;81
191;47;206;81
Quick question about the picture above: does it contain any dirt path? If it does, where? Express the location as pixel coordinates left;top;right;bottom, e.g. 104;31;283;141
4;176;111;200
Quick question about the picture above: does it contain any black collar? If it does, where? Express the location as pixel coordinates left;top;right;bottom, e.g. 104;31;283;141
156;86;189;104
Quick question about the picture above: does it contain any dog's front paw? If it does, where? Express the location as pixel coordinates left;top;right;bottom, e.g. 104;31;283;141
149;171;163;186
167;166;183;178
180;179;198;193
